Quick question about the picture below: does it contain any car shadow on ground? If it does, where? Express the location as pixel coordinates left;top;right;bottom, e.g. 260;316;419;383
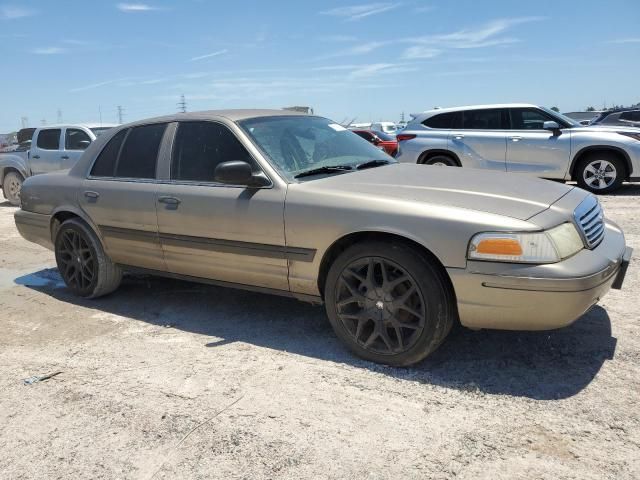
16;268;616;401
608;183;640;196
0;200;16;208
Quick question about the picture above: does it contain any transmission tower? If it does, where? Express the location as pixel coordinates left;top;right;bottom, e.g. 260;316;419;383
178;94;187;113
57;108;63;123
117;106;125;124
21;117;29;128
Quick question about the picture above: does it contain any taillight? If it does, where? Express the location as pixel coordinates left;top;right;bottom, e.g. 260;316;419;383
396;133;416;142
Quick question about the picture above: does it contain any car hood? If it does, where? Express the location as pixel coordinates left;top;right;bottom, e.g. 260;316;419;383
577;125;640;134
305;164;574;221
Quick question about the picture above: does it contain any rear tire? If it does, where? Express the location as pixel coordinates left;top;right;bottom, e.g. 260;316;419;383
54;218;122;298
324;241;454;366
2;171;23;206
576;153;625;194
424;154;458;167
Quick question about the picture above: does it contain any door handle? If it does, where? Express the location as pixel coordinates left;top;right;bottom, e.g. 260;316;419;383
61;155;70;159
32;155;40;159
453;134;464;140
158;196;181;210
84;191;99;199
510;136;522;142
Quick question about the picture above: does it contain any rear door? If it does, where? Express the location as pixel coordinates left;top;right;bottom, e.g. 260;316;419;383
62;127;93;169
79;124;168;271
449;108;508;171
30;128;62;174
505;107;571;178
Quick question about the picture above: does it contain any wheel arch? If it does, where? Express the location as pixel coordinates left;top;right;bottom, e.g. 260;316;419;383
569;146;632;180
50;206;105;249
317;230;456;303
1;165;27;185
417;149;462;166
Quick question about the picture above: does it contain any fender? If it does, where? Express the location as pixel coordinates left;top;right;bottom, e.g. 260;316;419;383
50;204;108;250
0;154;30;184
569;145;633;179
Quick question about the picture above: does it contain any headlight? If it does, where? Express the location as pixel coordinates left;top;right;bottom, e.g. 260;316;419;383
468;223;583;263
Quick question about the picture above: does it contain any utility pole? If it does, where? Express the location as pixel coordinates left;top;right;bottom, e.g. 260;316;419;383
98;106;102;126
57;108;63;123
21;117;29;128
117;105;124;124
400;111;405;123
178;94;187;113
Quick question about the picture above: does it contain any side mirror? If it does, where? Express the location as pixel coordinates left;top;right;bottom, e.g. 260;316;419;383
214;161;270;187
543;121;560;131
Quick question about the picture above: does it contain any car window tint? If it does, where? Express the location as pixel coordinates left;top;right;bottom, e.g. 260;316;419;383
510;108;553;130
423;112;458;129
171;121;253;182
90;129;127;177
65;129;92;150
462;109;504;129
354;131;374;142
36;129;61;150
115;123;166;179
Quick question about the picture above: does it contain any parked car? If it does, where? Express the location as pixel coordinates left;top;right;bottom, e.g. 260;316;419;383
0;124;116;205
395;103;640;194
15;110;631;366
370;121;397;135
590;108;640;128
352;129;398;156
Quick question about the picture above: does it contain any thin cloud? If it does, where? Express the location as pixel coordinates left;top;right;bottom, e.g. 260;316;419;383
31;47;67;55
1;5;37;19
320;34;359;42
320;3;401;21
69;78;131;93
116;3;160;12
188;49;228;62
607;38;640;44
402;46;441;59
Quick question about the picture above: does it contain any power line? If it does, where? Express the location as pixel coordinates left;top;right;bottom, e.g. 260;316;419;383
178;94;187;113
117;105;125;124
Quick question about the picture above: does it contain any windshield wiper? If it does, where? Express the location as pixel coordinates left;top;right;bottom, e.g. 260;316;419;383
294;165;353;179
356;159;391;170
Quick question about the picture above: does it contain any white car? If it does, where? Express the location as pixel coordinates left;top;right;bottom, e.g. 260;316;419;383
370;122;398;135
395;103;640;193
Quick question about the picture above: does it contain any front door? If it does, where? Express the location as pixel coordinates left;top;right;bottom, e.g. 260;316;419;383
62;127;93;170
448;108;508;171
79;124;167;271
30;128;62;174
155;120;288;291
505;108;572;178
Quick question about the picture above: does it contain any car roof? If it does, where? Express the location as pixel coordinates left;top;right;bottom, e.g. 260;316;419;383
123;109;311;128
36;123;119;129
412;103;538;120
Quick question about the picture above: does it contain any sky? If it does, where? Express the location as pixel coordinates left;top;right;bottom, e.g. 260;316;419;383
0;0;639;132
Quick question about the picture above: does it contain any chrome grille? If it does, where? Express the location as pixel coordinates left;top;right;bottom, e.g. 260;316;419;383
574;196;605;248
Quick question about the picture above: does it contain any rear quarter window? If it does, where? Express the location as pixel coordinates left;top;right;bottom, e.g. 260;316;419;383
91;129;127;177
422;112;459;129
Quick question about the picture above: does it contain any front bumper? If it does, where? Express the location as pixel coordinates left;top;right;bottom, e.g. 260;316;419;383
447;220;631;331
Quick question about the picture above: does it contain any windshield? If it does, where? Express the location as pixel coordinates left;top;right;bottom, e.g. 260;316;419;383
540;107;581;128
90;127;115;137
239;116;395;181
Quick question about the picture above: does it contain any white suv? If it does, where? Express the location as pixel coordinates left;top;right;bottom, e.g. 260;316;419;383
396;103;640;193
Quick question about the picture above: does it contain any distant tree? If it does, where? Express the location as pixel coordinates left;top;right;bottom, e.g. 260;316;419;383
586;106;596;112
550;106;560;112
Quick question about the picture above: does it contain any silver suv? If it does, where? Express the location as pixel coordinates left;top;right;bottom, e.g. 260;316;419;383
396;103;640;193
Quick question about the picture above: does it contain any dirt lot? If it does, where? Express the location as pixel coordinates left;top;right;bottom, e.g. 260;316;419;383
0;186;639;480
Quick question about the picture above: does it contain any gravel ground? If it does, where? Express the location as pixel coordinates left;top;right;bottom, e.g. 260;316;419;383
0;186;639;480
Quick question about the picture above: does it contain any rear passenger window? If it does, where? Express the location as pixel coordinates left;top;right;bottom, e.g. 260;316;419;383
171;121;253;182
90;129;127;177
36;129;61;150
115;123;166;179
423;112;459;129
462;109;505;129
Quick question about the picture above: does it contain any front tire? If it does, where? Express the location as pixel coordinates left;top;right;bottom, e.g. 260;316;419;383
324;241;454;366
54;218;122;298
576;153;625;194
2;171;23;206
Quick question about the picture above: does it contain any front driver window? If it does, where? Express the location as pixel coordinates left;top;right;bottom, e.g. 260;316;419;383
510;109;554;130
